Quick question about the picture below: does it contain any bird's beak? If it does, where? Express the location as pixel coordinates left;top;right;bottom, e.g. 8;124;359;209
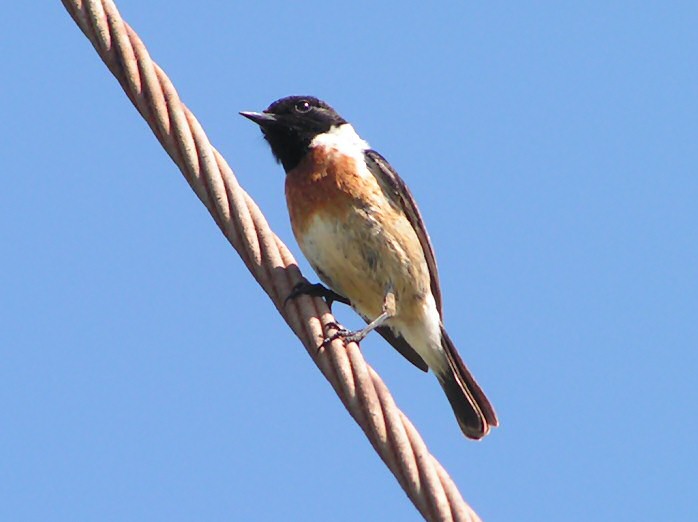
239;111;278;126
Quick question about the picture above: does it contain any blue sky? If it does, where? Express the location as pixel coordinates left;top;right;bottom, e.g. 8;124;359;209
2;2;696;520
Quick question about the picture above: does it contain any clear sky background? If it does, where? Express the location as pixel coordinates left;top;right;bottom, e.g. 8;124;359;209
2;2;696;521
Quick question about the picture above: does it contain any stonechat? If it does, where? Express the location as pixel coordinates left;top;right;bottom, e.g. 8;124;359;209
241;96;498;439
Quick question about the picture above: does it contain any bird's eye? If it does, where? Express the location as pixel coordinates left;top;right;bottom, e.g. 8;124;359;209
295;100;312;113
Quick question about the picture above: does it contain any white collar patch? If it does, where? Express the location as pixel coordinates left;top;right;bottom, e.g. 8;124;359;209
310;124;370;156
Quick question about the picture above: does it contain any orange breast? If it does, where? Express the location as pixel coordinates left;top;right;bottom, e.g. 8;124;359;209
285;147;372;238
284;145;432;322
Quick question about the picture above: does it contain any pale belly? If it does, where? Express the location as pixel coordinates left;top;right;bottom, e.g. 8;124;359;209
295;206;432;323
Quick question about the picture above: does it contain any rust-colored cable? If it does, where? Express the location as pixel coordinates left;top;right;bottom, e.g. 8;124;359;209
60;1;483;520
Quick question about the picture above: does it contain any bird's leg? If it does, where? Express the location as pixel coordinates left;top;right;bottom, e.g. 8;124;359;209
285;280;351;309
322;290;396;347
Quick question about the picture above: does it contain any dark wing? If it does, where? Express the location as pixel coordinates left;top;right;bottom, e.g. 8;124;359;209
364;150;443;316
359;310;429;371
375;325;428;372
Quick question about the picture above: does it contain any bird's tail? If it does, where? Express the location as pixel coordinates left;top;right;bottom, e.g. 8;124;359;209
436;325;499;439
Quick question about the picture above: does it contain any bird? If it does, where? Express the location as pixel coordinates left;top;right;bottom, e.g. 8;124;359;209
240;96;498;439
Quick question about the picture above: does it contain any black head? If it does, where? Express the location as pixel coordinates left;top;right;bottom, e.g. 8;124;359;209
240;96;346;171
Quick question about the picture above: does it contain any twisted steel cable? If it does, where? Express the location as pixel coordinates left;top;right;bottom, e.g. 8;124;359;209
60;1;483;520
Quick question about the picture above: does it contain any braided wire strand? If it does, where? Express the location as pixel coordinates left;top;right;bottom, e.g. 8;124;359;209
61;1;483;520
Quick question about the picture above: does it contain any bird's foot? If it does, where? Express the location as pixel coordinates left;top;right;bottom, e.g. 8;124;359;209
285;281;350;309
320;322;370;350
